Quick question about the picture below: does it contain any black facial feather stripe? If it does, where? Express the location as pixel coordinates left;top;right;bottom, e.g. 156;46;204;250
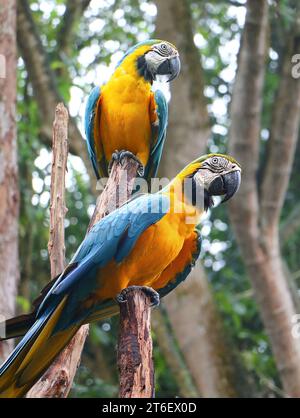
153;49;169;57
186;173;213;211
137;55;153;82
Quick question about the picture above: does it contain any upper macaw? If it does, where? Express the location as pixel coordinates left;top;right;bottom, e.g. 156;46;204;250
84;39;180;182
0;154;241;398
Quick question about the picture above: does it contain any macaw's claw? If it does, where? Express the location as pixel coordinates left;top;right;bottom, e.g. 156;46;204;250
108;149;121;174
116;286;160;307
109;150;145;177
120;151;145;177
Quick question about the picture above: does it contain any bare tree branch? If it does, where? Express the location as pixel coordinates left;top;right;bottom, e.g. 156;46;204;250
47;104;68;278
87;158;139;230
117;287;155;398
57;0;91;57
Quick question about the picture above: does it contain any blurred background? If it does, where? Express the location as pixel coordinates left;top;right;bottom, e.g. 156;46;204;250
0;0;300;397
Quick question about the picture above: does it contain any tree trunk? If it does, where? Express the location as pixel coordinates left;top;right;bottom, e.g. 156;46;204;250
0;0;19;363
154;0;238;397
228;0;300;397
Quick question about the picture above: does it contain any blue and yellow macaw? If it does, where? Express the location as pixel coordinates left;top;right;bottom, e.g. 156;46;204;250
0;154;241;398
84;39;180;182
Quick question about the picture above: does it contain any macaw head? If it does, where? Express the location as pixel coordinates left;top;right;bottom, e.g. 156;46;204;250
178;154;241;211
118;39;180;83
138;40;180;82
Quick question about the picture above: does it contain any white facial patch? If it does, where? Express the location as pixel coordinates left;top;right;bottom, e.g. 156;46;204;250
194;169;219;189
145;50;166;78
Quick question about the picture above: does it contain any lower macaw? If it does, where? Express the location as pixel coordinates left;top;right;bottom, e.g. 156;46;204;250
85;39;180;183
0;154;241;398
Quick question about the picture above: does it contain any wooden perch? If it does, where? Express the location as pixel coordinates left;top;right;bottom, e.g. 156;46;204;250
27;103;141;397
88;156;139;231
47;103;68;278
117;287;156;398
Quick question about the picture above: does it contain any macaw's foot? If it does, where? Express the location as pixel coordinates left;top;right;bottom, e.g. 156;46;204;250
109;150;144;177
116;286;160;307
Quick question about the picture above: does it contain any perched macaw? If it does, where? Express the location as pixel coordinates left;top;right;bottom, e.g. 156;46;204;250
0;154;241;398
84;39;180;182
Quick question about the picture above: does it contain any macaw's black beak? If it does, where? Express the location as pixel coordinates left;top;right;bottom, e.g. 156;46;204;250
208;170;241;204
156;55;181;82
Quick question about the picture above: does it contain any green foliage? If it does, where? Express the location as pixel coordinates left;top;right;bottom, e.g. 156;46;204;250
70;366;118;398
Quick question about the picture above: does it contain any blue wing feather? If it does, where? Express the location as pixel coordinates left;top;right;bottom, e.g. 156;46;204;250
84;86;101;179
73;193;169;265
36;194;170;326
144;90;168;182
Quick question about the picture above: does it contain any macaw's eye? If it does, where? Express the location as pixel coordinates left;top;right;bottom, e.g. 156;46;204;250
158;43;171;55
212;157;219;165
